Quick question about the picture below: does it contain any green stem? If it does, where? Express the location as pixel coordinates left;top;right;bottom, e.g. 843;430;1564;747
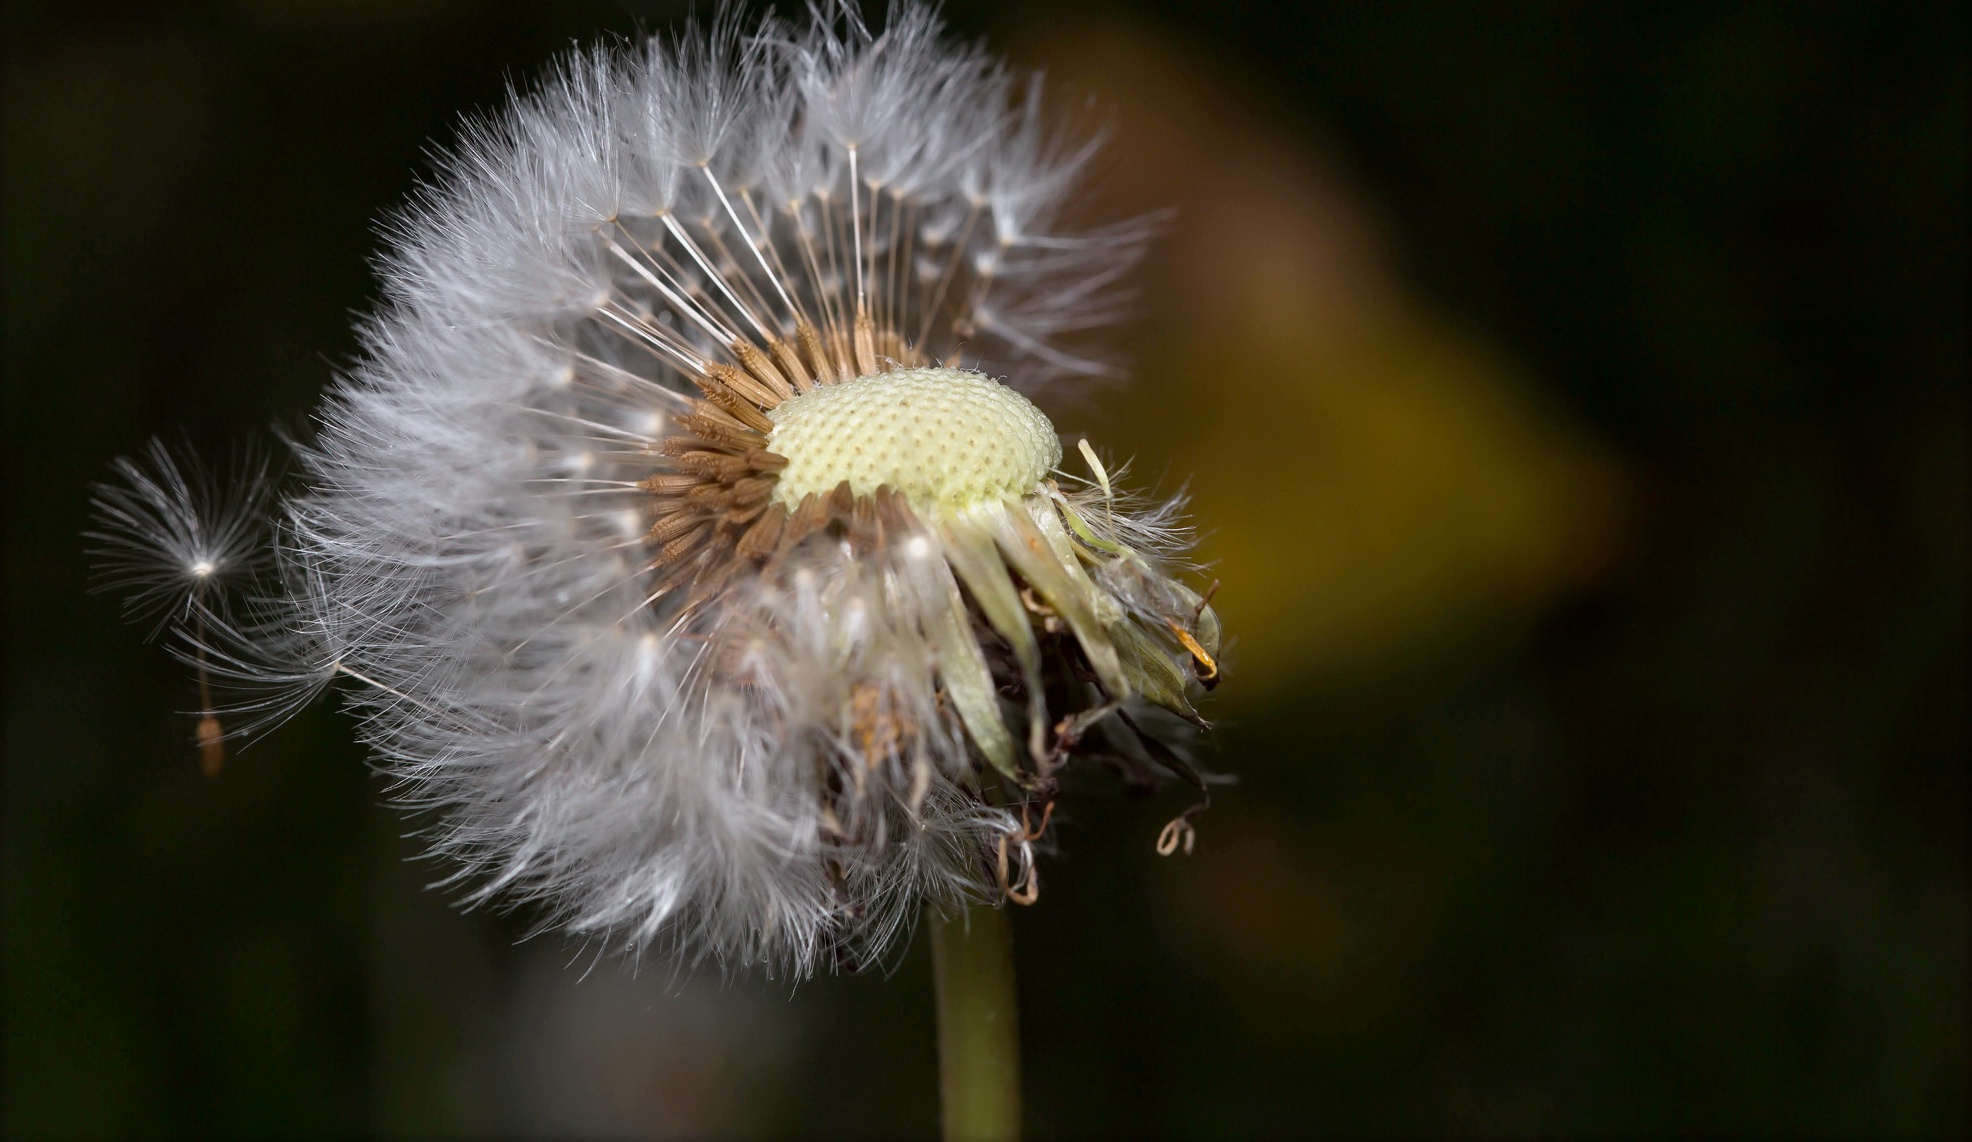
929;900;1022;1142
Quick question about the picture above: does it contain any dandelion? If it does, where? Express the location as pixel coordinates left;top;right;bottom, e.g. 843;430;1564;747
94;1;1219;994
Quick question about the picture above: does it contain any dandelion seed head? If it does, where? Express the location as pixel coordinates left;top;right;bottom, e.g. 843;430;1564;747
90;1;1225;975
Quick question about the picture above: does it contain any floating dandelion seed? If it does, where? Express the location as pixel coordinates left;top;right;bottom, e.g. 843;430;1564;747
88;440;279;777
91;2;1222;974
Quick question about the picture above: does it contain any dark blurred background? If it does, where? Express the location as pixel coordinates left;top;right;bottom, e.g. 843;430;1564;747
4;1;1964;1137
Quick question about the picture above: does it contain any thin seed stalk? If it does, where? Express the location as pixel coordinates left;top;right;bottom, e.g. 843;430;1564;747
929;901;1022;1142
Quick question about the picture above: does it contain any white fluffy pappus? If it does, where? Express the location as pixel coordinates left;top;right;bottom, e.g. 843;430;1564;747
87;439;273;634
92;1;1224;974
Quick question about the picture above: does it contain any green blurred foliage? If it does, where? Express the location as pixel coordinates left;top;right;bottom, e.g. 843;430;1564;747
4;1;1963;1138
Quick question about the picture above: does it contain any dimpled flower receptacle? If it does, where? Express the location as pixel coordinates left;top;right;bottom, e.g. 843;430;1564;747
766;367;1059;508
